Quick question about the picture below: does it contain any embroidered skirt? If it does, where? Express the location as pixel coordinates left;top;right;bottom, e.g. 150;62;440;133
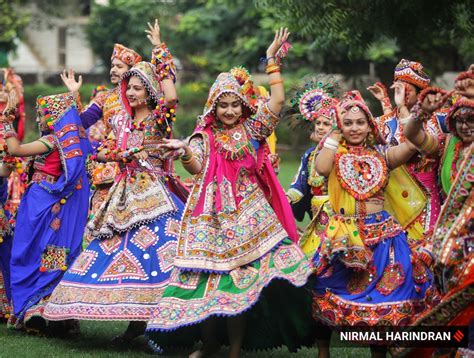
312;210;438;326
299;195;333;258
43;191;184;321
0;233;12;320
145;239;315;352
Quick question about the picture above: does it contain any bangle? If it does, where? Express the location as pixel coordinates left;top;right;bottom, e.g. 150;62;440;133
325;137;339;147
260;56;275;64
4;131;17;139
323;142;338;151
266;64;280;74
269;79;283;86
180;151;193;161
181;155;195;165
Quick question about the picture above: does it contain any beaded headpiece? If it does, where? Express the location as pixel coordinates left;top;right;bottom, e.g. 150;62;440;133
289;78;339;123
394;59;430;89
120;61;162;105
36;92;77;130
111;43;142;67
445;97;474;134
338;90;385;144
197;67;258;130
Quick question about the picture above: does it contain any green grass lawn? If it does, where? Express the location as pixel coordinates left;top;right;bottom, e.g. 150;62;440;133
0;157;370;357
0;321;370;357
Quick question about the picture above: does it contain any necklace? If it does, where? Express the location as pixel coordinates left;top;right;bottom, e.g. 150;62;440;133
335;144;388;200
213;123;254;160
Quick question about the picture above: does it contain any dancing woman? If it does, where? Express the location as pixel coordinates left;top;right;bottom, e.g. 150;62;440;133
147;28;314;358
285;78;340;257
312;91;438;358
1;91;91;332
43;25;186;343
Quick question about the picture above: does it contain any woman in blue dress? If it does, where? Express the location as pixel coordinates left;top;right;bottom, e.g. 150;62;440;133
44;22;187;343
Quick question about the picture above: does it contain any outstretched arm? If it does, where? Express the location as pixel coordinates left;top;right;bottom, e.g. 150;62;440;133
266;27;290;115
148;19;178;108
386;141;418;169
156;138;203;175
404;87;449;153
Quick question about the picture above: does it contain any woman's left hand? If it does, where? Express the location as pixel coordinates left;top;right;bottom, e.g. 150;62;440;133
266;27;290;58
146;19;162;46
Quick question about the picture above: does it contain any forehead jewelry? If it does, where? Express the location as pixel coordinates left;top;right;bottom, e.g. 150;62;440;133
350;106;360;113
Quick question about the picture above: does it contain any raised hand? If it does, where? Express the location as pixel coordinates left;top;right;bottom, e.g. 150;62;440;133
390;81;406;108
3;90;17;116
60;69;82;93
145;19;162;46
420;90;450;114
266;27;290;58
367;82;388;101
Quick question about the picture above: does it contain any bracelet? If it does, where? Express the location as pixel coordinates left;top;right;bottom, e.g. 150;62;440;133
323;142;338;151
325;137;339;147
180;151;193;161
419;133;438;153
411;103;431;122
381;97;392;110
269;79;283;86
265;64;280;74
181;154;195;165
4;131;17;139
260;56;275;64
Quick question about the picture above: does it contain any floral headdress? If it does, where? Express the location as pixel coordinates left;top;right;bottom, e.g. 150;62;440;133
445;97;474;134
338;90;386;145
196;67;258;130
111;43;142;67
394;59;430;89
288;77;340;127
36;92;77;130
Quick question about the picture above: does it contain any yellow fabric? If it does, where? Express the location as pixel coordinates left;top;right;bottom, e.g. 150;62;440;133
327;168;363;249
267;132;277;154
383;165;426;240
300;195;329;256
324;145;427;249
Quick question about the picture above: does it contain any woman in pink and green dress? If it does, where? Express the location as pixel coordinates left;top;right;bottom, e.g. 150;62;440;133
147;28;314;358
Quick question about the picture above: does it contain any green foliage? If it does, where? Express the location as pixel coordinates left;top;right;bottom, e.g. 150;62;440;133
255;0;474;73
0;0;29;52
85;0;180;68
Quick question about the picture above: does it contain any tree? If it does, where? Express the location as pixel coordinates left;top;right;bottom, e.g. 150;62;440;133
255;0;474;76
0;0;29;61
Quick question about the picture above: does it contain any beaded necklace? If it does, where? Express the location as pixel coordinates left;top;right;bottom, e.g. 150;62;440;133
335;143;388;200
212;122;254;160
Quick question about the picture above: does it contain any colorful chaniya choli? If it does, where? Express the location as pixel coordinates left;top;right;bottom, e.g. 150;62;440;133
9;93;92;326
0;177;13;320
44;62;186;321
147;78;314;352
312;143;439;327
287;146;334;257
376;108;447;239
83;88;121;245
390;144;473;358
